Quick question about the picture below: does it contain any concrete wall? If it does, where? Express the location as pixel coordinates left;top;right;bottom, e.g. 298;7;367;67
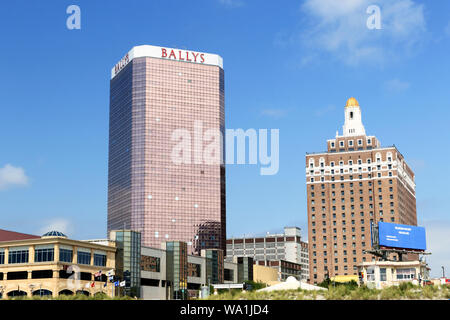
254;265;278;285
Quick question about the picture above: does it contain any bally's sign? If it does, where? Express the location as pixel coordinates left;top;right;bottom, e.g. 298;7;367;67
111;45;223;79
114;53;130;75
161;48;205;63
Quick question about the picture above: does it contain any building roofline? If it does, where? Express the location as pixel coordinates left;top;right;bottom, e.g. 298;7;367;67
0;236;116;251
306;145;397;156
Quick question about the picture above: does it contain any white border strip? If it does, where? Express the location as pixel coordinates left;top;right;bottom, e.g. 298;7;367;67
111;45;223;79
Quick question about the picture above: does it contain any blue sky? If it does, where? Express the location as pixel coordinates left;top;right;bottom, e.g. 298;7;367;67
0;0;449;277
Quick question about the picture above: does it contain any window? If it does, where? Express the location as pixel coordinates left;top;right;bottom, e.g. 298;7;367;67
59;249;73;263
77;250;91;265
0;249;4;264
367;267;375;281
94;253;107;267
331;142;335;148
396;268;416;280
380;268;387;281
35;247;54;262
8;247;29;264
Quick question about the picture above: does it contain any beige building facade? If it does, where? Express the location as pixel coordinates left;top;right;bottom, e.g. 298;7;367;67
306;98;417;284
0;230;116;298
253;264;279;286
358;260;430;289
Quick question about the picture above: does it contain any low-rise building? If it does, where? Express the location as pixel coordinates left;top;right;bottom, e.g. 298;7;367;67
110;230;253;300
357;260;430;289
0;229;116;298
226;227;309;281
0;228;253;300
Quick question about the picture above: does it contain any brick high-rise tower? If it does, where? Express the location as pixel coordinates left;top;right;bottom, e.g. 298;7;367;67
306;97;417;284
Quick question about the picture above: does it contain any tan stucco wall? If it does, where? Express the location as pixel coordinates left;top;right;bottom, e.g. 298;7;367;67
254;265;278;285
0;237;116;298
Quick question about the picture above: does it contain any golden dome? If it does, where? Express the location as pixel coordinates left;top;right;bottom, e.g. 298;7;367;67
345;97;359;108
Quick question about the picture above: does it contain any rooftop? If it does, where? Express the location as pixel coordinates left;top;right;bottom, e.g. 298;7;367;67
0;229;40;242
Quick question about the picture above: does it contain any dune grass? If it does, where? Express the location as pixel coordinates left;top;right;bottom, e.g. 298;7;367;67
204;283;450;300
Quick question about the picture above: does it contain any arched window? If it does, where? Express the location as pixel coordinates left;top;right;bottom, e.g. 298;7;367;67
32;289;52;296
376;152;381;162
7;290;27;297
59;289;74;296
387;152;392;162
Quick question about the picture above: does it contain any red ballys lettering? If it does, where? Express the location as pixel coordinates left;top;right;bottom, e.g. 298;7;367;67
160;48;206;64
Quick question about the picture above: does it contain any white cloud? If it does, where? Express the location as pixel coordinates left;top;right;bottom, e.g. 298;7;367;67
420;220;450;278
299;0;426;65
219;0;244;8
383;78;410;92
260;108;288;119
0;164;29;190
38;218;74;237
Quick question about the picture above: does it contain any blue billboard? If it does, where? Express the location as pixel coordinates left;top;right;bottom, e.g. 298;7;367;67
378;222;426;250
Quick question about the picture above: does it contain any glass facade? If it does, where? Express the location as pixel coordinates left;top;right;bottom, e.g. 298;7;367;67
166;241;188;300
77;251;91;265
94;253;107;267
114;230;141;297
141;255;160;272
108;50;226;255
35;247;54;262
237;257;254;283
204;249;224;284
188;262;201;278
59;249;73;263
8;248;29;264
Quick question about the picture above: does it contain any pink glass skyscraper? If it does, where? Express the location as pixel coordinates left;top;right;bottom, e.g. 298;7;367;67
107;45;226;255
